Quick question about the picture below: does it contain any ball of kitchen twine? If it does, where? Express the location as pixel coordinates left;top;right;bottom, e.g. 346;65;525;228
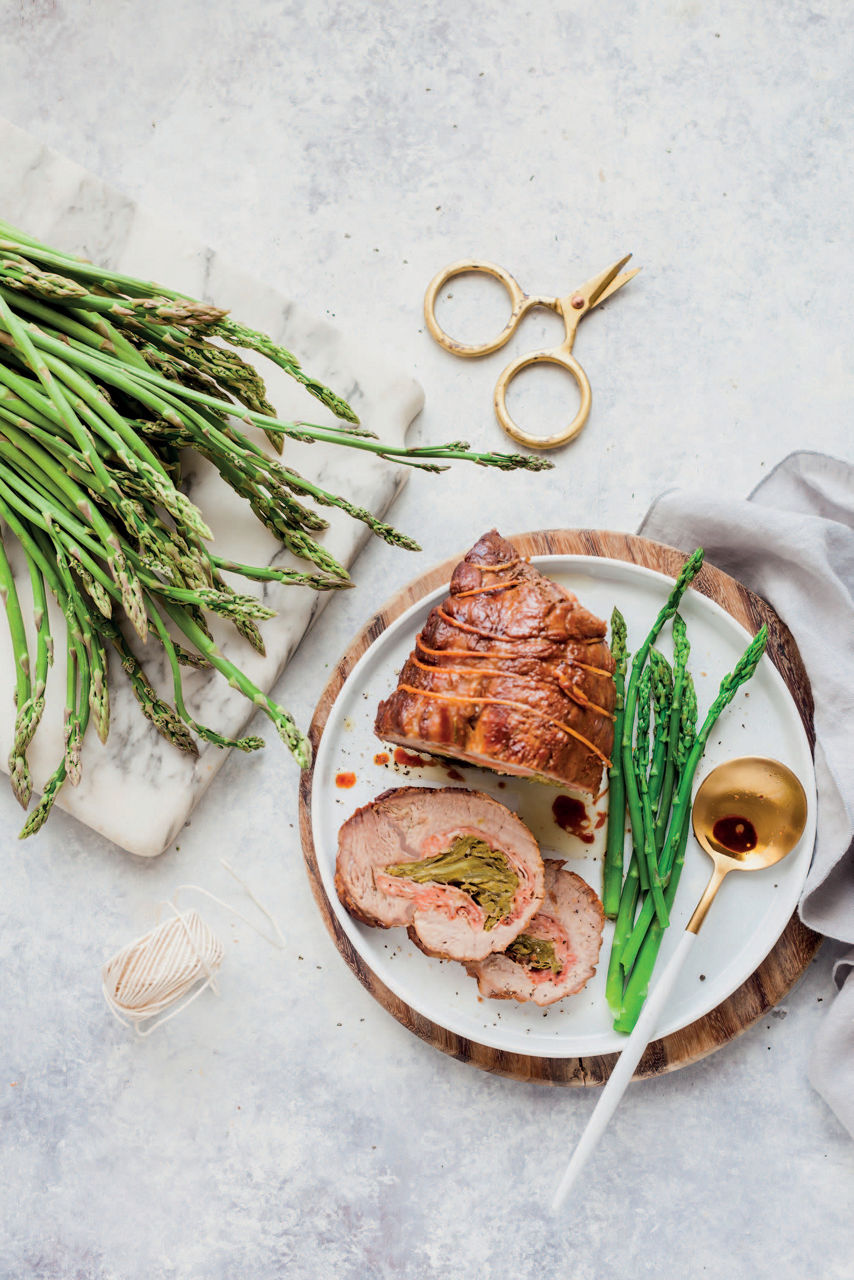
102;907;225;1035
101;863;283;1036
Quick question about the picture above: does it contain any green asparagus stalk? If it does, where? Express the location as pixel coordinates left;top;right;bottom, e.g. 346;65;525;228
145;596;264;753
45;537;110;745
605;846;641;1014
160;597;311;767
620;550;704;926
0;526;32;806
602;607;628;917
653;615;690;852
18;631;91;838
613;814;692;1033
101;615;198;757
648;648;673;807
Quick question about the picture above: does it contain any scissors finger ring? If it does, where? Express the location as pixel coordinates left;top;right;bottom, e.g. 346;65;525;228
423;255;640;451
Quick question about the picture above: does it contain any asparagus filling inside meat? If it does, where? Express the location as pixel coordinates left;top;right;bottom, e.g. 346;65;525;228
384;835;519;930
505;933;562;974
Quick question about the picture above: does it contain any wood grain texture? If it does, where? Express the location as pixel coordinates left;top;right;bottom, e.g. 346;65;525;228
298;530;823;1085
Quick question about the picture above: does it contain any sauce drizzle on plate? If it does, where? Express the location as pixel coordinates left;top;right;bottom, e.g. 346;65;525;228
552;795;595;845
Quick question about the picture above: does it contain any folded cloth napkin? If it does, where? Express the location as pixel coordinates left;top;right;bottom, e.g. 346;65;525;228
639;450;854;1138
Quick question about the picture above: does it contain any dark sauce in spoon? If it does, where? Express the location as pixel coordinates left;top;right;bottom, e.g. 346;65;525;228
713;814;758;855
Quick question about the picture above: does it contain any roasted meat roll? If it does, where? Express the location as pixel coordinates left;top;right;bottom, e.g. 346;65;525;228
464;859;604;1006
334;786;545;962
374;530;616;795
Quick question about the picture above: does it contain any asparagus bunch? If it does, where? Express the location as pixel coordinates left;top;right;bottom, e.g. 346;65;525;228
603;548;768;1031
0;221;551;836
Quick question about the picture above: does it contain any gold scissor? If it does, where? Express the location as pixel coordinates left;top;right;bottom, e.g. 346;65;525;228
423;255;640;450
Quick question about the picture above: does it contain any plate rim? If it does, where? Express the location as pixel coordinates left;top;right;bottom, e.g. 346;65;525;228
298;529;823;1085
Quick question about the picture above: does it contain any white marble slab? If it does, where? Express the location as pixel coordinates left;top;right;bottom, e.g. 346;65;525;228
0;119;423;856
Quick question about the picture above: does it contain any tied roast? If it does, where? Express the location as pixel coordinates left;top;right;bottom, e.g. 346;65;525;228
374;530;616;795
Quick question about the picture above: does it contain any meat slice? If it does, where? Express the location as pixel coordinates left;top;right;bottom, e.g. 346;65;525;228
334;786;545;962
374;530;616;797
464;859;604;1006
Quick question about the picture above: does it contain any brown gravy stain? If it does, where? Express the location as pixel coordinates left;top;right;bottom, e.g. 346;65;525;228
552;795;595;845
373;752;390;766
446;768;465;782
393;747;433;769
713;814;758;855
335;771;357;789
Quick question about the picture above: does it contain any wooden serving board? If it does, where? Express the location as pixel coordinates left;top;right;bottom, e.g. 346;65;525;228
298;530;822;1085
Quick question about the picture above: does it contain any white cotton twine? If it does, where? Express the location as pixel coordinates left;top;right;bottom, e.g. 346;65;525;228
101;861;284;1036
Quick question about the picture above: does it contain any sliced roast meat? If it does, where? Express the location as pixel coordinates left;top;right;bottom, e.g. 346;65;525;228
334;786;545;962
464;859;604;1006
374;530;616;797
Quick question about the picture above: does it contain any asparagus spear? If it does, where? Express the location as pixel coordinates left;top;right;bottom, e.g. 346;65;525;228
634;663;669;926
602;607;628;918
653;615;690;852
648;648;673;807
605;844;641;1014
145;596;264;753
0;526;32;806
18;631;90;838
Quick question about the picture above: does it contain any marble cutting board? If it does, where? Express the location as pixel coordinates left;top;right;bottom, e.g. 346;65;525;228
0;119;424;856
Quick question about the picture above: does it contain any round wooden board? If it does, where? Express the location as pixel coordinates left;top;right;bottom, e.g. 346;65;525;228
298;530;822;1085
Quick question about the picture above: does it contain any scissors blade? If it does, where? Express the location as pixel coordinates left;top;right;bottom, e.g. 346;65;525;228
576;254;640;312
593;264;641;309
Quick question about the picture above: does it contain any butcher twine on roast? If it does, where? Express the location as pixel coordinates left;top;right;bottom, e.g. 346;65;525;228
334;787;545;962
374;530;616;796
464;859;605;1006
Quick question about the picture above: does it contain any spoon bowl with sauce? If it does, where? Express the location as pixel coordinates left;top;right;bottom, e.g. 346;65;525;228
687;756;808;932
551;755;808;1212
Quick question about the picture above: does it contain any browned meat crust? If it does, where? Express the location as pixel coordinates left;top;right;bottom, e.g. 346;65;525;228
374;530;616;795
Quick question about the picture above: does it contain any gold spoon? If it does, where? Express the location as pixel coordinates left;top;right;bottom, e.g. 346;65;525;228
688;755;808;931
551;756;808;1212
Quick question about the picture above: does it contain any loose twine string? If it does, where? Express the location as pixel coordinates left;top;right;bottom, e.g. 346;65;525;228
101;860;285;1036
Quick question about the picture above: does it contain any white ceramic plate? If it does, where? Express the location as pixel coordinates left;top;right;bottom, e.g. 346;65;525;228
311;555;815;1058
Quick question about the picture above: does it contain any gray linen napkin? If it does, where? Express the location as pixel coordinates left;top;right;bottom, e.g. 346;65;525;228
639;450;854;1137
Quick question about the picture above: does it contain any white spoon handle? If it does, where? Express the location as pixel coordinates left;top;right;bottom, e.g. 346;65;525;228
551;928;697;1212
